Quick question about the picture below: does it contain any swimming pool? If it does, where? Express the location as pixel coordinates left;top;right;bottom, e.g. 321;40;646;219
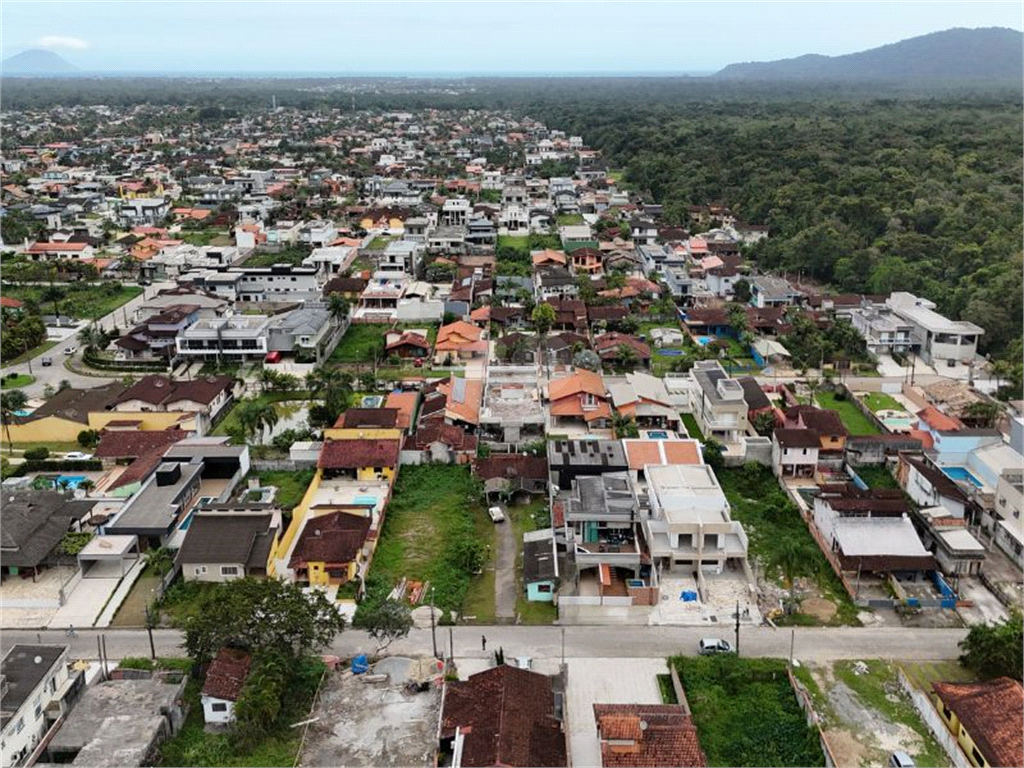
361;395;384;408
645;430;670;439
55;475;87;489
655;349;683;357
695;336;714;346
13;409;32;417
353;495;378;506
942;466;984;489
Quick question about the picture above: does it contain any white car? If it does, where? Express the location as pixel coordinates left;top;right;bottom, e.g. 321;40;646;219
698;638;733;655
487;506;506;523
64;452;93;461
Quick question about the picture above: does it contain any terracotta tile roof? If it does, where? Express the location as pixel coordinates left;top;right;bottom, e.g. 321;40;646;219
0;296;23;308
436;377;483;426
786;406;849;438
549;370;607;402
774;428;821;450
201;648;252;702
335;408;399;429
933;677;1024;768
289;510;371;568
385;331;430;351
622;440;702;470
594;333;652;360
436;320;483;351
114;374;233;408
412;420;477;451
95;429;186;459
595;704;707;767
385;391;419;430
441;665;567;767
917;406;963;432
318;439;400;469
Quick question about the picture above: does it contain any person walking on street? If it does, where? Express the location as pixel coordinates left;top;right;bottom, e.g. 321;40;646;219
481;635;487;652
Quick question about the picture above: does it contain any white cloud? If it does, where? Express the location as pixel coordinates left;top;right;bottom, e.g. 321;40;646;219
36;36;89;51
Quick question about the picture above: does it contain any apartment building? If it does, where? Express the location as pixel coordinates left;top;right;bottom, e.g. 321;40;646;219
886;292;984;366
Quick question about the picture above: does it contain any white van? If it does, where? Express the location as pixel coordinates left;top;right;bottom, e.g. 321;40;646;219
487;506;506;523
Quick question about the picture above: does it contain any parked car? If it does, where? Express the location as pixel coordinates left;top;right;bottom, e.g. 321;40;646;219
487;506;506;523
698;638;733;655
41;357;53;366
889;753;915;768
64;347;76;356
63;452;93;461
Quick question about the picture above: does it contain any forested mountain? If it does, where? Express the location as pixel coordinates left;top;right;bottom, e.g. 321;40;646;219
1;49;77;75
714;27;1023;83
534;97;1023;364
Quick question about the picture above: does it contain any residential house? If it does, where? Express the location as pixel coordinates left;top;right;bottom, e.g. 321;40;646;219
24;241;95;261
547;370;612;432
915;508;986;577
771;429;820;478
570;247;603;275
0;645;76;768
434;320;487;364
175;509;281;583
385;329;431;360
298;220;338;247
932;678;1023;768
200;648;252;725
594;333;651;370
563;472;643;584
267;306;339;363
642;463;749;576
175;316;272;362
785;406;849;454
407;420;477;464
536;267;578;300
475;454;549;503
848;304;914;356
748;276;802;308
1;382;128;445
993;471;1023;567
111;375;235;428
898;455;970;520
378;239;422;277
324;275;369;300
317;438;400;483
116;304;201;362
288;510;372;587
419;377;483;432
385;390;419;433
1;493;96;579
549;439;629;491
689;361;749;446
887;292;985;366
523;528;560;602
594;704;708;768
117;197;170;225
439;665;567;768
607;372;680;431
545;332;591;366
495;332;541;365
94;429;188;469
812;487;934;579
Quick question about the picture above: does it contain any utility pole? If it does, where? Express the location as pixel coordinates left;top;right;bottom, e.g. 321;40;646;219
789;629;795;668
430;587;438;659
448;626;454;664
145;606;157;660
561;627;565;667
734;600;740;657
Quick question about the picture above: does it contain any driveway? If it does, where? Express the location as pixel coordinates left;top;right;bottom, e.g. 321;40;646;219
494;512;516;621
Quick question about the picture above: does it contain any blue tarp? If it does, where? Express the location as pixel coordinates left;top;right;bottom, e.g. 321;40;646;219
680;591;698;602
351;654;369;674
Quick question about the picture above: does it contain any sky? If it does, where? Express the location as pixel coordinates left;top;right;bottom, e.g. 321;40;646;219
1;1;1021;74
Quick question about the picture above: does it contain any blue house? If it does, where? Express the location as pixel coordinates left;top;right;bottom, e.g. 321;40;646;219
523;529;558;602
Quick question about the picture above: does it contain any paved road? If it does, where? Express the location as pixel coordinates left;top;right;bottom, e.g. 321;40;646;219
494;514;517;620
2;625;969;664
1;281;177;399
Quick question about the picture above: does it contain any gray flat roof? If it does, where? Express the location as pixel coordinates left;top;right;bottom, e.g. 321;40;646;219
1;645;67;728
109;461;204;535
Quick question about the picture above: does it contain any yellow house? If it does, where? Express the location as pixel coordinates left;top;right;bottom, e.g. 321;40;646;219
287;509;371;587
3;381;129;445
316;438;400;483
932;678;1023;768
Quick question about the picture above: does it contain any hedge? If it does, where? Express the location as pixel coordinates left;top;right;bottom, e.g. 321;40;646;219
8;459;103;477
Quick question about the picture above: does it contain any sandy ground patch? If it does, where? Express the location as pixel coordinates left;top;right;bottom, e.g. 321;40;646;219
802;597;838;622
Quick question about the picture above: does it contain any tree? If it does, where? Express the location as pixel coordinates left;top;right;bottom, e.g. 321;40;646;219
613;343;640;371
573;349;601;372
236;400;279;443
359;372;375;392
612;413;640;439
0;390;28;455
769;537;810;614
361;599;414;653
40;284;65;319
179;577;346;666
327;293;350;322
146;546;174;577
751;411;777;437
531;302;556;336
958;611;1023;681
78;429;101;448
732;278;751;304
306;366;353;423
703;439;725;472
961;401;1000;429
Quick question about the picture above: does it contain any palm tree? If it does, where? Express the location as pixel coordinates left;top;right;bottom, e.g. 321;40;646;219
41;285;65;319
78;479;95;495
237;400;279;442
306;366;353;421
614;343;639;371
327;294;350;322
769;538;809;615
0;390;28;455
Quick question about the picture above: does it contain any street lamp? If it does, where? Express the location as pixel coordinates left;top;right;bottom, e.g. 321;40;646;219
430;587;438;659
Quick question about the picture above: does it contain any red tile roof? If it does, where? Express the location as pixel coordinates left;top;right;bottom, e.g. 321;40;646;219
95;429;186;459
0;296;23;308
201;647;252;702
318;439;400;470
289;511;371;568
412;421;477;451
594;704;707;767
336;408;399;429
441;665;567;767
933;677;1023;768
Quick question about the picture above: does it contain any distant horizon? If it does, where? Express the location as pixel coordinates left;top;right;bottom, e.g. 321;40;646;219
1;1;1020;74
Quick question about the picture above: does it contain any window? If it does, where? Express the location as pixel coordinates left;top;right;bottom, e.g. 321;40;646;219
196;566;207;575
221;566;239;576
537;584;552;593
971;747;986;767
35;703;42;719
211;702;228;712
15;717;24;734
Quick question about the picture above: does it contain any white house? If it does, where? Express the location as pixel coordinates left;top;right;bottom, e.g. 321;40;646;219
200;648;252;725
994;471;1024;568
771;429;819;478
0;645;73;768
886;292;984;366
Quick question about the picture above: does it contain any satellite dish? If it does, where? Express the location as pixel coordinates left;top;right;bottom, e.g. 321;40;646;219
34;656;42;665
639;720;648;731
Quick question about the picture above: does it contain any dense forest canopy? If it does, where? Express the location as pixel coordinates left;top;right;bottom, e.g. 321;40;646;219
2;76;1020;363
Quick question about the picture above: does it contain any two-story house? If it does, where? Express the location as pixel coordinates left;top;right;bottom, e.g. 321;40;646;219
771;429;820;478
1;645;76;768
563;472;643;585
175;316;272;362
548;370;612;433
689;361;749;447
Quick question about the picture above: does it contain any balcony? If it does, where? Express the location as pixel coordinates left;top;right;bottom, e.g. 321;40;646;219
574;538;641;568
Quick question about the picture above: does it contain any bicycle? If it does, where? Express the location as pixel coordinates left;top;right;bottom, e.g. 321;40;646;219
66;626;77;638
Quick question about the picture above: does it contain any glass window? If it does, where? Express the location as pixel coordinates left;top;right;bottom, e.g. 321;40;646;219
211;702;228;712
221;566;239;576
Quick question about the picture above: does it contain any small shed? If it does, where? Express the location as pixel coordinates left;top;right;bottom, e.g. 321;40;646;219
201;648;252;724
523;529;559;602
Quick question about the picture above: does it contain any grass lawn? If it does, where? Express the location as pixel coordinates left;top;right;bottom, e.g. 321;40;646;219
496;235;530;253
366;235;394;251
4;284;143;320
717;465;860;626
556;213;585;225
4;441;82;453
657;674;678;704
242;247;311;267
815;391;881;435
109;571;162;627
860;392;904;412
329;323;389;364
256;469;316;512
178;230;223;247
1;374;34;389
672;655;825;767
2;339;58;366
855;465;902;490
680;413;705;441
832;660;949;768
365;464;494;613
212;395;311;441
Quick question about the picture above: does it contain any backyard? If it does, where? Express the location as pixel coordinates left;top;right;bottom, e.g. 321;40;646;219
3;283;143;320
717;464;860;626
671;655;825;767
241;246;311;267
860;392;904;413
815;391;881;435
361;464;495;615
854;465;902;490
328;323;389;364
512;499;557;624
255;469;316;512
799;660;964;768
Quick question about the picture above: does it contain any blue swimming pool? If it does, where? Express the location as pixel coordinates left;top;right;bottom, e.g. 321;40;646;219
55;475;87;489
656;349;683;357
179;509;197;530
942;467;983;488
645;430;670;439
13;409;32;417
695;335;714;346
353;495;378;506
